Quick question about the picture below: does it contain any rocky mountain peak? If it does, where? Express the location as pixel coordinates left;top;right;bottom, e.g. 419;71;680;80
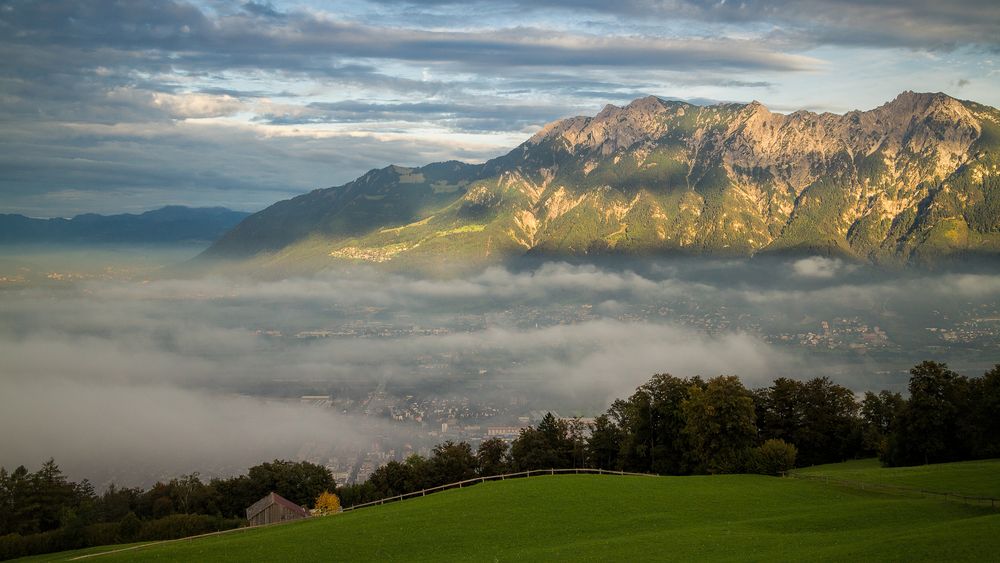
204;91;1000;270
529;95;674;155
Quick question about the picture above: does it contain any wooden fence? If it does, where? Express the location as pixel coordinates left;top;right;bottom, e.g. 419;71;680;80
785;471;1000;509
341;468;655;513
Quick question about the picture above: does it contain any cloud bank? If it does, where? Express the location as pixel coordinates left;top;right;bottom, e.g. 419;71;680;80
3;258;1000;485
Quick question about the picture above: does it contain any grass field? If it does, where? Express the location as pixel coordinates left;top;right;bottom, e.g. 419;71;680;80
27;471;1000;562
793;458;1000;498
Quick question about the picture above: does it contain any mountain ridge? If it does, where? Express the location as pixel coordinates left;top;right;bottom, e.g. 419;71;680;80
203;92;1000;271
0;206;251;245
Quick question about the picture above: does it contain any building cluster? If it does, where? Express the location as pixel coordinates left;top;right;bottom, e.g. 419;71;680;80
769;317;891;352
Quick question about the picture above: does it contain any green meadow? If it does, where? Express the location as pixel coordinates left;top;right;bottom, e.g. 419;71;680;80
28;463;1000;562
793;458;1000;499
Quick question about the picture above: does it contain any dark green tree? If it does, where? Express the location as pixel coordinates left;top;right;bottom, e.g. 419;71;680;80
244;459;335;509
368;461;416;498
860;390;904;458
613;374;700;474
682;376;757;474
585;415;623;470
886;361;970;466
428;441;477;486
510;413;572;470
967;365;1000;458
755;377;861;466
475;438;510;476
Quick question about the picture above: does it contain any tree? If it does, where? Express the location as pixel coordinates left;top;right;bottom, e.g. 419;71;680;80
755;377;861;466
368;461;415;498
752;439;798;476
613;374;700;474
586;415;622;470
428;441;477;486
117;512;141;542
860;390;904;458
796;377;861;465
403;454;432;491
566;418;589;469
313;491;341;515
754;378;803;445
510;413;573;471
682;376;757;474
510;427;560;471
244;460;335;509
475;438;509;476
32;459;81;533
886;361;969;466
966;364;1000;458
209;475;255;519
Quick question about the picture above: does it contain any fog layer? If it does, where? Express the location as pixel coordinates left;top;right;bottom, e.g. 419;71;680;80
2;257;998;484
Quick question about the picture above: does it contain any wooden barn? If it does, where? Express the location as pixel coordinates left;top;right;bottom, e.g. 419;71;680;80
245;492;311;526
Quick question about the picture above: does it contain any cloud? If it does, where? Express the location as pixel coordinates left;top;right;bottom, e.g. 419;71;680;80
0;379;378;487
3;258;1000;484
0;118;513;217
791;256;855;279
0;2;815;73
368;0;1000;51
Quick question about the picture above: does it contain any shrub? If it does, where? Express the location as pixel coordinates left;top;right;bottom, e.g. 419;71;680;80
752;439;798;476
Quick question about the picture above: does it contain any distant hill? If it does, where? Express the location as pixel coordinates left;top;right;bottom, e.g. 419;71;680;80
202;91;1000;272
0;206;251;245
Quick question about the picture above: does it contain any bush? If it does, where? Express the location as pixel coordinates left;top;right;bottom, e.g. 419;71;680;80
0;533;26;561
139;514;242;542
82;522;121;548
752;439;798;476
118;511;141;542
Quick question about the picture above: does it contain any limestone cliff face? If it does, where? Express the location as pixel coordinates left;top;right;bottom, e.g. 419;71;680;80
204;92;1000;270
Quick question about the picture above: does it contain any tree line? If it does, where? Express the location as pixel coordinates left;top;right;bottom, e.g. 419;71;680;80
3;360;998;559
0;459;335;560
339;360;1000;505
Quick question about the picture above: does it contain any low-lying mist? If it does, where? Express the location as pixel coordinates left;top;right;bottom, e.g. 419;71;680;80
2;255;999;486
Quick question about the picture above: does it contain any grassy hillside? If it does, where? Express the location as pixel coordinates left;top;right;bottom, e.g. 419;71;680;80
793;458;1000;498
29;472;1000;562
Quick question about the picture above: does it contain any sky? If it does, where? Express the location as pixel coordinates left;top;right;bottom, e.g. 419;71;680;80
1;0;998;217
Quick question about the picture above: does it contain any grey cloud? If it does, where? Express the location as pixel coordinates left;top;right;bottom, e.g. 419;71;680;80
242;1;286;19
0;1;815;73
370;0;1000;50
259;100;576;133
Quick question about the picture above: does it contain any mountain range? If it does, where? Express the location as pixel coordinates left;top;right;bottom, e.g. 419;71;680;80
203;92;1000;271
0;206;250;245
